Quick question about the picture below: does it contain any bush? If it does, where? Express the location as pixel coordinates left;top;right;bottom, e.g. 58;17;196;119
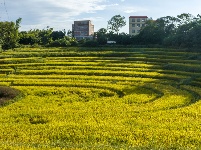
69;40;78;46
48;38;71;47
0;86;21;105
83;40;99;47
97;36;107;45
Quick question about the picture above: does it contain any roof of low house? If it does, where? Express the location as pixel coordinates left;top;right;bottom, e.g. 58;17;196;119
129;16;148;18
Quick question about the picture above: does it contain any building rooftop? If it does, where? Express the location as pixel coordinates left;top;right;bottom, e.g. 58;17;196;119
129;16;148;18
74;20;91;22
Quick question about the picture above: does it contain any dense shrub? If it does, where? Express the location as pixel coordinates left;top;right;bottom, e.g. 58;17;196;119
48;38;71;47
83;40;99;47
0;86;21;105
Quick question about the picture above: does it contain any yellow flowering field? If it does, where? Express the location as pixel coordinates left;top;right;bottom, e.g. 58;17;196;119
0;47;201;149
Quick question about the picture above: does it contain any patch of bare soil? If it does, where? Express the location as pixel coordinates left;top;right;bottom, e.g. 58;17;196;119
0;86;21;106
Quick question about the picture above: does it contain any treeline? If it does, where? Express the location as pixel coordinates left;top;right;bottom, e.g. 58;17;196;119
1;13;201;50
19;28;78;47
137;13;201;48
95;13;201;49
0;19;78;50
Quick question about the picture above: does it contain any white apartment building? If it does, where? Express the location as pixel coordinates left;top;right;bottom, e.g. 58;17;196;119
129;16;148;36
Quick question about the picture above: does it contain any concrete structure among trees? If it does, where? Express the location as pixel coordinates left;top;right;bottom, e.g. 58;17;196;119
129;16;148;36
72;20;94;40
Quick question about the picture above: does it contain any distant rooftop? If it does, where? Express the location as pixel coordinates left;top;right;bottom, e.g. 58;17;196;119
129;16;148;18
74;20;91;22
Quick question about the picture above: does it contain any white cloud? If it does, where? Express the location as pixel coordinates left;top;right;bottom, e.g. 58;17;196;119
80;17;105;21
122;6;148;14
46;0;107;14
4;0;201;33
4;0;108;30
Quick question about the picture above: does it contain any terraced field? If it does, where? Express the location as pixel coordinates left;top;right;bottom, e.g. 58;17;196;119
0;47;201;149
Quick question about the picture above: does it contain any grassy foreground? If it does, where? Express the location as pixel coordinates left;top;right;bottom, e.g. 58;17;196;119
0;47;201;149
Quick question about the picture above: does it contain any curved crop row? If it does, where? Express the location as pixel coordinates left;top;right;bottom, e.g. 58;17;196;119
0;47;201;149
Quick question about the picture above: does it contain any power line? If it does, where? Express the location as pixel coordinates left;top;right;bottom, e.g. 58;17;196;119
3;0;9;20
0;0;9;21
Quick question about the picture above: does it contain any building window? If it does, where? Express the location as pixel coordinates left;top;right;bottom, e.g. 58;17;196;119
137;18;140;22
142;24;145;27
137;24;140;27
132;24;135;27
132;30;135;33
142;19;146;22
132;18;135;22
137;30;140;33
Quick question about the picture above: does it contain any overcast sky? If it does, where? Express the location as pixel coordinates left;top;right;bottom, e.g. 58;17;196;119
0;0;201;33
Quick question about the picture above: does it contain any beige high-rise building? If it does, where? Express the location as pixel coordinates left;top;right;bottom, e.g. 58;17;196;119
72;20;94;40
129;16;148;36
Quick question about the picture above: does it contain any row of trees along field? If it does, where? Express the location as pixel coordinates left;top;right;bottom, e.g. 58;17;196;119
96;13;201;48
1;13;201;50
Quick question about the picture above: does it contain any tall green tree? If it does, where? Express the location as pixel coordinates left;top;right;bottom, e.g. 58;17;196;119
19;30;40;45
39;27;53;45
137;19;166;45
51;31;65;41
162;13;201;48
96;28;107;45
67;29;73;37
0;18;22;50
107;15;126;34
